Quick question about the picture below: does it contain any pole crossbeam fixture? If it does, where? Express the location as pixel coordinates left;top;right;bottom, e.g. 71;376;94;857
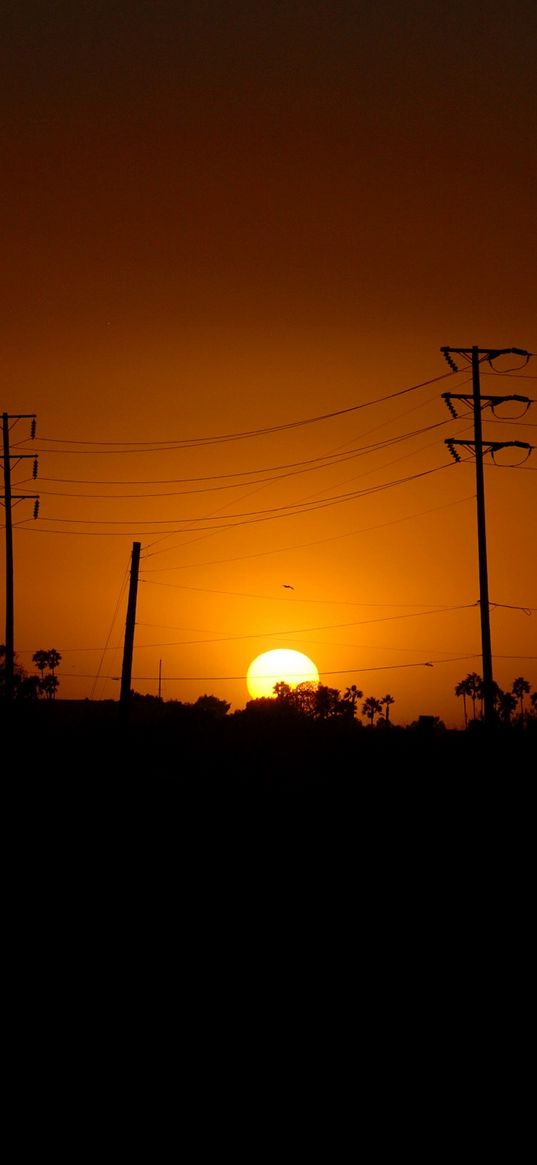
0;454;40;467
440;345;530;373
440;345;533;728
1;495;40;505
441;392;531;419
445;438;533;462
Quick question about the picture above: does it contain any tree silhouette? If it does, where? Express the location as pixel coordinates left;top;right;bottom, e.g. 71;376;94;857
456;673;483;723
47;649;62;677
512;677;531;721
1;645;32;698
194;694;230;719
293;682;319;717
32;650;49;681
18;675;41;699
41;674;59;700
314;684;344;719
32;648;62;697
362;696;383;726
271;681;357;720
497;689;517;725
274;681;293;703
342;685;363;719
381;694;395;723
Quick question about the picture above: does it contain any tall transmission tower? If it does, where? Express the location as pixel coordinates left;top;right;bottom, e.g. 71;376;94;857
440;346;533;727
1;413;40;700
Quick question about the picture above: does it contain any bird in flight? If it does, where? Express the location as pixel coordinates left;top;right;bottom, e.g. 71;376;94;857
282;584;295;590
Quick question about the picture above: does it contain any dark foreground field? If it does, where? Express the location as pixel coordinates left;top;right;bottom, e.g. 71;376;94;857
6;695;536;778
6;697;535;817
5;699;533;1017
5;697;532;1155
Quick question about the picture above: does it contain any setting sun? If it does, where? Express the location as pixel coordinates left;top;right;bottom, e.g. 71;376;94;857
246;650;320;700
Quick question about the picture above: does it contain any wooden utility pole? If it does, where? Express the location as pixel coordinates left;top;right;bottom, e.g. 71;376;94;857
119;541;141;723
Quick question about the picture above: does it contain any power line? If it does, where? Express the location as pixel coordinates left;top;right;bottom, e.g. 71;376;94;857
89;565;130;700
14;603;478;657
141;413;467;553
141;493;476;567
22;369;460;453
138;582;469;608
64;656;484;683
30;462;458;531
125;603;477;650
34;386;458;492
34;419;456;498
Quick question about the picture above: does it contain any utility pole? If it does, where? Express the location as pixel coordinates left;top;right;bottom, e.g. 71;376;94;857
441;346;533;727
471;347;494;725
119;541;141;724
1;413;39;700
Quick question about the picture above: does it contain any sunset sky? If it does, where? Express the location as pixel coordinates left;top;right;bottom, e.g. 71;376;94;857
2;0;536;727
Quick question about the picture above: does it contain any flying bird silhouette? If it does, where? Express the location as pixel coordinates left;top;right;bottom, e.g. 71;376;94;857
282;584;295;590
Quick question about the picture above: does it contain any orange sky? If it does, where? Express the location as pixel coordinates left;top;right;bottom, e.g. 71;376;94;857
2;1;536;727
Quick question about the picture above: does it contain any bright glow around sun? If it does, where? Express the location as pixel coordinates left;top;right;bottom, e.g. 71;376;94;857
246;649;320;700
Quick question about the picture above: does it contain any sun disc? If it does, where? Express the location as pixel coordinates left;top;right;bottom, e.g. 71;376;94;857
246;649;319;700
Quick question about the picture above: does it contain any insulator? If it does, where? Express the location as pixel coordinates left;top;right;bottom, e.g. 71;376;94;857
33;458;38;479
33;500;40;520
30;418;37;439
445;439;462;463
441;393;458;418
441;349;459;373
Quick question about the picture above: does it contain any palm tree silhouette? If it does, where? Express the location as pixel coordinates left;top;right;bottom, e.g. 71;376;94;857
381;694;395;723
32;648;62;697
41;674;59;701
362;696;383;726
343;685;363;717
498;690;517;724
512;676;531;721
455;673;482;724
46;649;62;677
32;649;49;682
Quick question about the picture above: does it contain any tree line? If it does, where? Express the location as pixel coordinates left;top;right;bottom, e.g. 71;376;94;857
133;682;398;724
263;682;397;726
454;672;536;727
0;647;62;699
128;673;537;732
2;648;536;730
